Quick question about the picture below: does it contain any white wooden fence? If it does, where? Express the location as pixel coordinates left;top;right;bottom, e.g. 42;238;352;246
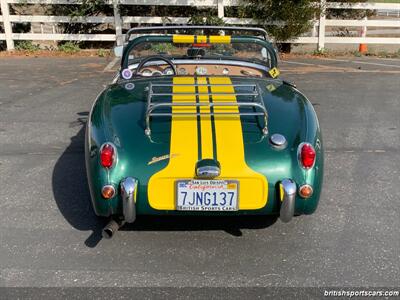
0;0;399;51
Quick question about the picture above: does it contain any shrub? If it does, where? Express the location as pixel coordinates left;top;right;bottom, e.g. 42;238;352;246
58;42;80;53
97;48;110;57
15;41;40;52
313;48;330;56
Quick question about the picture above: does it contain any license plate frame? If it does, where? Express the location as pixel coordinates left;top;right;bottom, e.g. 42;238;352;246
175;179;239;211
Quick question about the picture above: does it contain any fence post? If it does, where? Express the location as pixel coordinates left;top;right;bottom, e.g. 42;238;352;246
0;0;14;50
312;23;317;37
217;0;224;18
318;0;326;51
113;0;123;46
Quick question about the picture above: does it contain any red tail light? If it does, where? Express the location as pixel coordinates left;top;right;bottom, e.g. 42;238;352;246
100;143;115;168
299;143;316;169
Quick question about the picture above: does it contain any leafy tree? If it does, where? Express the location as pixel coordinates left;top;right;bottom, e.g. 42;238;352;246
51;0;112;34
243;0;320;43
326;0;371;19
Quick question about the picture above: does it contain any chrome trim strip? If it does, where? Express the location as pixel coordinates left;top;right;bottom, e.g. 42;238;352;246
280;179;297;223
120;177;138;223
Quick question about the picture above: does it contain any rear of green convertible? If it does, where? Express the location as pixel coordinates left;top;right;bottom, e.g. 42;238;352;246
85;27;324;238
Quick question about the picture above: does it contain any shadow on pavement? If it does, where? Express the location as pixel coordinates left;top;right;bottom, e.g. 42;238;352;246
121;215;278;237
52;113;278;247
52;112;107;248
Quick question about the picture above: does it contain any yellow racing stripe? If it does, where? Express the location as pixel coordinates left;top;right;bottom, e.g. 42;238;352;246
196;35;207;44
148;77;268;210
172;35;231;44
209;35;231;44
172;35;195;43
209;77;268;209
148;77;198;210
197;77;213;159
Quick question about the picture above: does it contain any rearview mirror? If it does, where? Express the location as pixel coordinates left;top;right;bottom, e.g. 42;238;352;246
261;48;268;59
114;46;123;57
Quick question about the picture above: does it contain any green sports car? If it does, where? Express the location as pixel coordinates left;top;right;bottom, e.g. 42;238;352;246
85;26;324;238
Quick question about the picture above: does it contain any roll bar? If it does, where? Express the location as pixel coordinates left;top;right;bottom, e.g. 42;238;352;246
125;26;269;42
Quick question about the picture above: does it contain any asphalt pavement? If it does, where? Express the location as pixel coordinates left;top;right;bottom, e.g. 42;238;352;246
0;55;399;292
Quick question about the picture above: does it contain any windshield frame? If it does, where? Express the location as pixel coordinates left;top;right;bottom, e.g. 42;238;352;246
120;35;278;71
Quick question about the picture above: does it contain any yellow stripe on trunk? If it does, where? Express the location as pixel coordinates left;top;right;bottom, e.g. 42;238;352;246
209;77;268;209
197;77;213;159
148;77;268;210
148;77;198;210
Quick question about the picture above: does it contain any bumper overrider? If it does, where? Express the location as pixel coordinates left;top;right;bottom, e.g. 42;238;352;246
279;179;297;223
121;177;138;223
102;177;138;239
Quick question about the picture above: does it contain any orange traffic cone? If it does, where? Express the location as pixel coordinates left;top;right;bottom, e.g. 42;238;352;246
359;43;368;53
359;17;368;54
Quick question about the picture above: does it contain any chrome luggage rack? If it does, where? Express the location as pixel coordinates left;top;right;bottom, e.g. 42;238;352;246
145;82;269;136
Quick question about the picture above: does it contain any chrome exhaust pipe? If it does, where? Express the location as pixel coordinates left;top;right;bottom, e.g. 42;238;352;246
102;219;125;239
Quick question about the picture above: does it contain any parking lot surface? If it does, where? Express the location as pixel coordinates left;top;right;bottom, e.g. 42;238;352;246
0;56;399;288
